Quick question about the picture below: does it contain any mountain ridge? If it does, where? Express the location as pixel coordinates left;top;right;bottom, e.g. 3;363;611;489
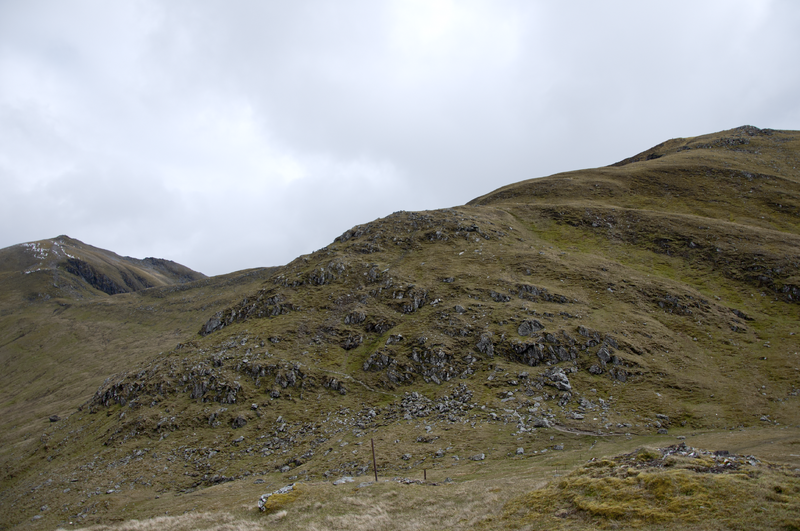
0;235;207;303
1;125;799;530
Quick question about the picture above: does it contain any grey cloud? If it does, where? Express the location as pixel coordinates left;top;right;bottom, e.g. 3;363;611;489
1;1;799;275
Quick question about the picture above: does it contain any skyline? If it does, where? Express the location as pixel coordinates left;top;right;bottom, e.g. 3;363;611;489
2;1;799;275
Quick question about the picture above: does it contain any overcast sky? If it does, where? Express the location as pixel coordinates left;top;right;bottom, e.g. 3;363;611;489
1;1;798;276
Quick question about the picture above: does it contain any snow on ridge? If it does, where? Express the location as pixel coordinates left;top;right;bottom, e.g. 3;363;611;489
17;240;80;273
22;242;49;260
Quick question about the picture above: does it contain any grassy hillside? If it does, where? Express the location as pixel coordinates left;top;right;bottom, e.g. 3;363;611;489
0;126;798;530
0;238;276;511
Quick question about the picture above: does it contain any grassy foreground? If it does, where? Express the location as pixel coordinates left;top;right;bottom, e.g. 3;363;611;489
37;427;800;531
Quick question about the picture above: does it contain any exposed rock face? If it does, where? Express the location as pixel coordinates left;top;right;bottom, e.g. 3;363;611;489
200;293;297;335
517;320;544;336
544;367;572;392
342;335;363;350
65;258;129;295
476;333;494;357
344;311;366;325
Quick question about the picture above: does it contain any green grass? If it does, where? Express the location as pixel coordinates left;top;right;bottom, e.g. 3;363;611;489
2;125;800;529
502;444;800;530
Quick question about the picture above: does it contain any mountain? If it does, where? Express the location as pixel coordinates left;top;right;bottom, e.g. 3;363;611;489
0;235;207;302
1;126;798;530
0;239;276;514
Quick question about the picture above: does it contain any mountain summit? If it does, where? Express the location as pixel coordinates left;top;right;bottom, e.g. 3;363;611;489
1;126;798;530
0;235;206;301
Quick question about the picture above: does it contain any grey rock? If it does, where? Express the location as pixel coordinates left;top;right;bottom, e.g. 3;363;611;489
342;335;363;350
490;290;511;303
516;447;524;455
386;334;404;345
476;333;494;357
518;320;544;336
344;311;366;325
610;367;627;382
532;417;551;428
470;453;485;461
333;476;355;485
545;367;572;391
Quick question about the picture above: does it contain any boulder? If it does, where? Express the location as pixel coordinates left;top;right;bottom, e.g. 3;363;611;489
545;367;572;391
258;483;295;511
476;333;494;357
597;346;612;364
533;417;551;428
518;320;544;336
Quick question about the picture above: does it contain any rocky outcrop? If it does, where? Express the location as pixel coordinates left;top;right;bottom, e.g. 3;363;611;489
517;320;544;336
65;258;128;295
200;292;296;335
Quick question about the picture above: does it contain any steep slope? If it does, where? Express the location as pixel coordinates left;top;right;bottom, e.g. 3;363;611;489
1;126;798;530
0;235;207;303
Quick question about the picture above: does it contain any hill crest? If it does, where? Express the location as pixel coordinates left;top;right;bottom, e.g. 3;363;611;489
0;235;206;300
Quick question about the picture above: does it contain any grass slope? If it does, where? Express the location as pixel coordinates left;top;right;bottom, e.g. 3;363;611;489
1;126;799;530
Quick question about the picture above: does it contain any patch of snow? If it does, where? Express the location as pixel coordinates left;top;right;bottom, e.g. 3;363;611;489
22;242;49;260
